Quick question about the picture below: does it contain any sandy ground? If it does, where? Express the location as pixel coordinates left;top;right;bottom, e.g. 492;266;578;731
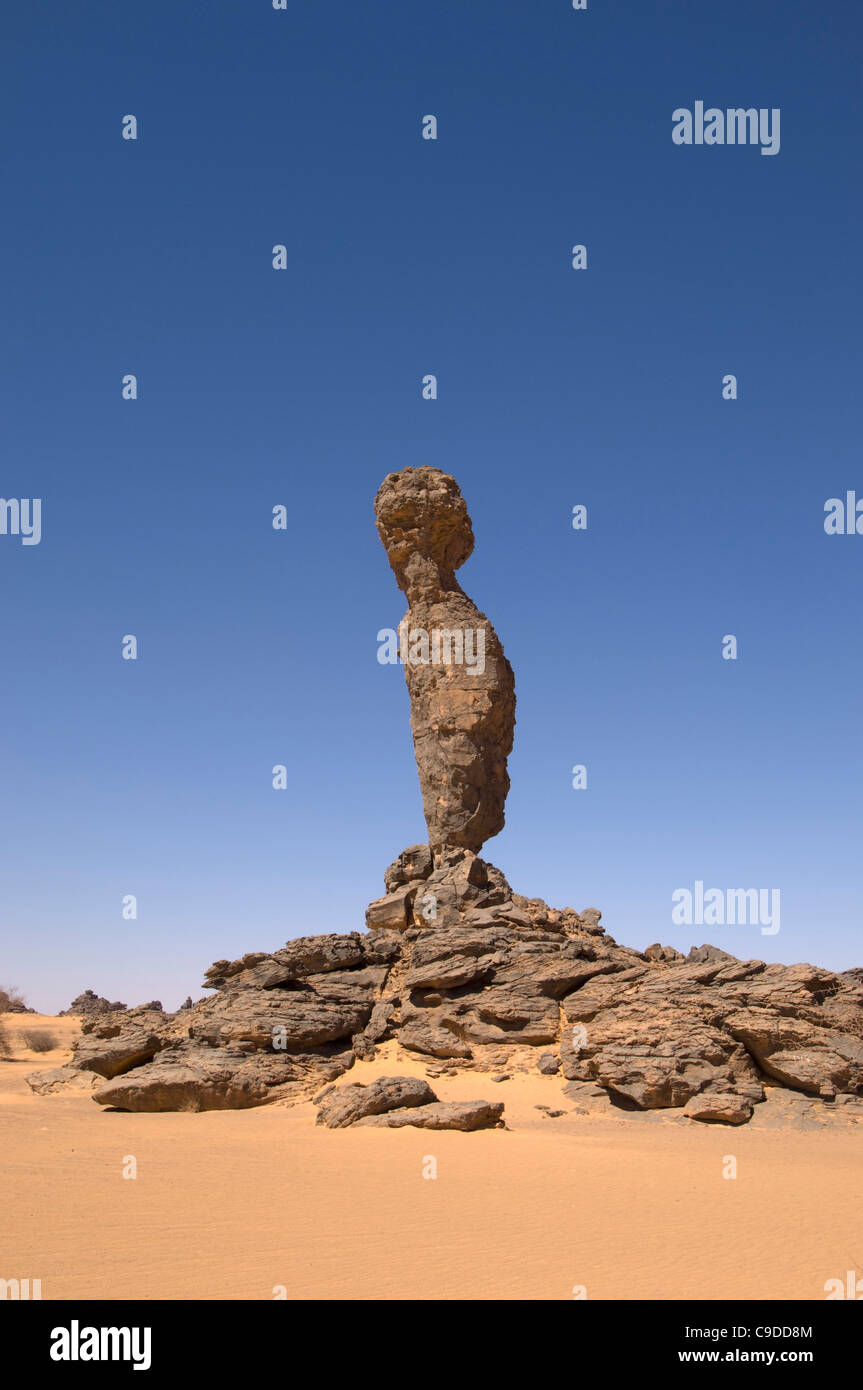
2;1012;862;1301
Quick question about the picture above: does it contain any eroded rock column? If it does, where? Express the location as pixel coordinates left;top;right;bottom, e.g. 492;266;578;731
374;466;516;853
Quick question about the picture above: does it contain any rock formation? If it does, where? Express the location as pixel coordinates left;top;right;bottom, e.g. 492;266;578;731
314;1074;504;1130
374;466;515;852
60;989;128;1017
28;843;863;1125
27;472;863;1125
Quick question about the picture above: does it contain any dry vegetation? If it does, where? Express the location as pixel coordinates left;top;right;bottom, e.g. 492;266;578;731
0;983;28;1012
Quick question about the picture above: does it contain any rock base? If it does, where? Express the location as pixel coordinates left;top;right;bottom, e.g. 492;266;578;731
31;846;863;1126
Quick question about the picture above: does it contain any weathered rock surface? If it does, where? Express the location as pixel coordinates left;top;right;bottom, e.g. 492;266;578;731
315;1075;435;1128
24;1065;100;1096
72;1007;171;1079
93;1044;354;1113
374;467;516;853
42;841;860;1126
356;1099;505;1130
684;1093;753;1125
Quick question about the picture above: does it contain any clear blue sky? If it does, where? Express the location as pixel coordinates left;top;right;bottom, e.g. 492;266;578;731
2;0;860;1012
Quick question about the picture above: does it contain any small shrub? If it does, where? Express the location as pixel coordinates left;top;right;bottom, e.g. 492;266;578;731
23;1030;58;1053
0;983;28;1013
0;1022;10;1058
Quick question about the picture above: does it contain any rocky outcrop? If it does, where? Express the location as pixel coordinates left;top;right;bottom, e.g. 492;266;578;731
60;989;128;1017
32;842;861;1126
374;467;516;853
30;485;862;1125
559;952;863;1114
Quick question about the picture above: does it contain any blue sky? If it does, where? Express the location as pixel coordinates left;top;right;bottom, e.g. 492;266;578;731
1;0;861;1012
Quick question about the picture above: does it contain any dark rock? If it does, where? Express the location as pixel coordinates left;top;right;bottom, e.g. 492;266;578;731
315;1075;436;1128
93;1044;354;1113
356;1099;505;1130
644;944;686;964
684;1093;753;1126
71;1007;176;1079
60;989;127;1017
384;844;434;892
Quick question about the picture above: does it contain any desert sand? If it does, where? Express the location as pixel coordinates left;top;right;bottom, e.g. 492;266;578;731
2;1012;861;1302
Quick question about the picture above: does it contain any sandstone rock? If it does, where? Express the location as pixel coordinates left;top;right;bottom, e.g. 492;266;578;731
538;1052;560;1075
60;989;127;1017
560;964;767;1108
687;944;737;965
93;1044;353;1112
562;1081;613;1111
189;971;385;1052
724;1007;863;1095
204;934;372;990
82;881;863;1123
25;1065;100;1095
356;1099;504;1130
365;889;412;932
684;1093;753;1125
82;842;863;1130
384;844;434;892
71;1007;176;1079
72;1028;165;1079
374;467;516;853
352;999;397;1060
315;1075;436;1128
645;944;686;964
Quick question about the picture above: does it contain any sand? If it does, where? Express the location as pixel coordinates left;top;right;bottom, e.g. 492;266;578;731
2;1013;861;1302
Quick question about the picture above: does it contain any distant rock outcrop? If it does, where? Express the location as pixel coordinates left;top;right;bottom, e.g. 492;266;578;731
60;990;128;1017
